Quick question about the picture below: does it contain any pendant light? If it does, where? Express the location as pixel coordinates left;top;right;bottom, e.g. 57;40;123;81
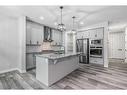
57;6;66;32
72;16;76;31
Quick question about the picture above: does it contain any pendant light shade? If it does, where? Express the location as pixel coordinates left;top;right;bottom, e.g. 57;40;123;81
72;16;76;31
57;6;66;32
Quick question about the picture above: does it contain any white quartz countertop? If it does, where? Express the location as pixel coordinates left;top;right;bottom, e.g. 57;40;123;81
36;52;80;60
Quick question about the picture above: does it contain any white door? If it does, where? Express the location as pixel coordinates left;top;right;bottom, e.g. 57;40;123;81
109;32;125;59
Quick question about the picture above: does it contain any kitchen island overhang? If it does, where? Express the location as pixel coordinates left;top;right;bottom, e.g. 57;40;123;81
36;53;80;87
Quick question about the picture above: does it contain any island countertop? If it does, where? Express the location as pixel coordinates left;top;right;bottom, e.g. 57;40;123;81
35;52;80;60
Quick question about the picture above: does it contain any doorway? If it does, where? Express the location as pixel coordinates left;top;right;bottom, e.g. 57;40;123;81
108;31;125;63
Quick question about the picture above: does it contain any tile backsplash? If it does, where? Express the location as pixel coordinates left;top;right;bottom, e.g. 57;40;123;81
26;42;62;53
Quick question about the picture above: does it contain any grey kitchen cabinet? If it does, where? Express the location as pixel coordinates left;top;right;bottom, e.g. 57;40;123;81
89;57;103;65
26;24;32;44
52;29;62;45
26;20;44;45
31;27;43;44
26;53;35;70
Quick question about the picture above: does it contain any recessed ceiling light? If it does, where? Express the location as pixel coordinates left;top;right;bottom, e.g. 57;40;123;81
80;22;84;25
40;16;44;20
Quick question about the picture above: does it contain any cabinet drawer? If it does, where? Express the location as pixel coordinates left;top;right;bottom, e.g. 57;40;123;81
90;57;103;65
26;54;35;70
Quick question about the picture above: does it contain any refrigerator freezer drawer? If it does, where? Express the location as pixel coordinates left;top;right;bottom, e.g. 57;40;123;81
90;57;103;65
79;55;88;64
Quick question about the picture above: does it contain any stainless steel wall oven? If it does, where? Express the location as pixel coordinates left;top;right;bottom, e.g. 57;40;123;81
90;46;103;58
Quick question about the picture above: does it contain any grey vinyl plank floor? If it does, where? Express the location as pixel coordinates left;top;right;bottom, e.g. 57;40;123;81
0;62;127;89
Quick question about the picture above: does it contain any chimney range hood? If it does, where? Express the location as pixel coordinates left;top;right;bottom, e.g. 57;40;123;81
43;26;53;42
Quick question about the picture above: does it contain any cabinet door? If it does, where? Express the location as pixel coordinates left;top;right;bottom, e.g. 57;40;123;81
26;21;43;45
83;31;89;38
89;29;96;39
26;25;32;44
96;28;103;39
31;29;37;44
34;28;43;44
89;28;104;39
77;32;83;39
52;29;58;44
26;54;34;70
90;57;103;65
58;31;62;45
52;29;62;45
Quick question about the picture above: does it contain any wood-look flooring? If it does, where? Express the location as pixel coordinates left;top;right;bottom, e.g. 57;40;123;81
0;62;127;89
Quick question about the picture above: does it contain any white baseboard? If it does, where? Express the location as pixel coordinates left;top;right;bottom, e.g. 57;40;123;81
0;68;18;74
0;68;26;74
17;68;26;73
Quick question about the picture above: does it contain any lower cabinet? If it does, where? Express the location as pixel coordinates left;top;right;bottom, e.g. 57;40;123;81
89;57;103;65
26;53;36;70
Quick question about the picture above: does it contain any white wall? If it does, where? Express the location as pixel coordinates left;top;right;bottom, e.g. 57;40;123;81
0;15;26;74
0;15;20;73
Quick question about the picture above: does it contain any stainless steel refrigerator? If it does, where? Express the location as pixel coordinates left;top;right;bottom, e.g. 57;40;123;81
76;38;89;64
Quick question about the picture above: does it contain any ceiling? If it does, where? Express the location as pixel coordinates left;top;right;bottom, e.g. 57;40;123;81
0;6;127;31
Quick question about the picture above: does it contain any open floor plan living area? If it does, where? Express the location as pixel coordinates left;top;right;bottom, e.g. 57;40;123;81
1;6;127;90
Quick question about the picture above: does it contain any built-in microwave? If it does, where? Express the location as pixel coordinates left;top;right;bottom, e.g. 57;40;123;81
90;39;103;45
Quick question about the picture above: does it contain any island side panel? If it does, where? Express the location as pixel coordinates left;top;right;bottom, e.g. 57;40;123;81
48;55;79;86
36;56;49;86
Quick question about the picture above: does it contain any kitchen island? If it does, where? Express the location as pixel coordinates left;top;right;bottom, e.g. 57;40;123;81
36;53;80;87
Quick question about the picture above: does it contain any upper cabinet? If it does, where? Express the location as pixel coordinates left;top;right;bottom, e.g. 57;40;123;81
83;31;89;38
52;29;62;45
77;31;89;39
77;27;104;39
96;28;104;39
43;26;53;42
26;21;44;45
89;28;104;39
26;20;63;46
89;29;96;39
76;32;83;39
